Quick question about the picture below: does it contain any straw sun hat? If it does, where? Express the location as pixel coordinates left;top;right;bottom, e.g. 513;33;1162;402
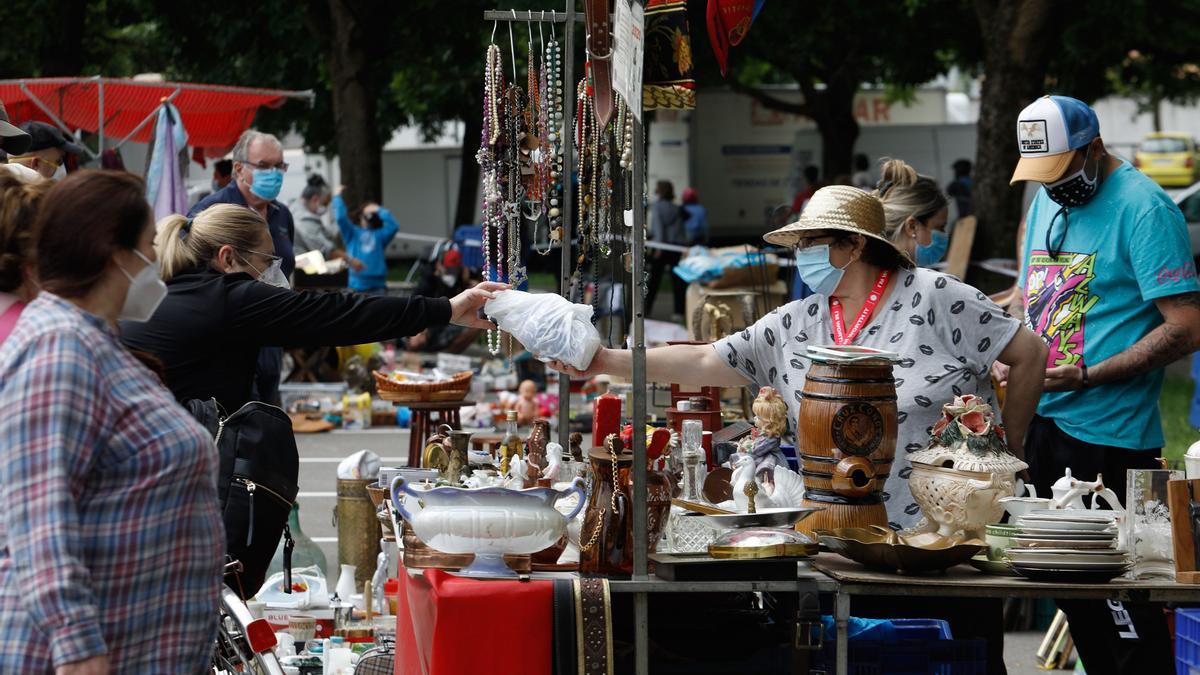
763;185;913;264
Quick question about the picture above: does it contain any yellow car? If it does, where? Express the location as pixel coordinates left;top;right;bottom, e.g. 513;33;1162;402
1134;132;1200;187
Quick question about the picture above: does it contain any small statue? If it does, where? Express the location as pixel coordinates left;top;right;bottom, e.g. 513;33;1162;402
516;379;539;425
526;418;551;476
568;432;584;462
506;453;529;489
543;441;566;485
747;386;789;488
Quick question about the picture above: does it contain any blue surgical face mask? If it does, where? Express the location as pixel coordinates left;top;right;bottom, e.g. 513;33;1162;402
916;229;949;267
248;167;284;201
794;244;850;296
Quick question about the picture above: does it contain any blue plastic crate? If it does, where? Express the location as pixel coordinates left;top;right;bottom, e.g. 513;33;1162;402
815;618;987;675
1177;609;1200;675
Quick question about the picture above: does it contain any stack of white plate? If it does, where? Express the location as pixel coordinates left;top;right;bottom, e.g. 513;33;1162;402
1007;509;1128;582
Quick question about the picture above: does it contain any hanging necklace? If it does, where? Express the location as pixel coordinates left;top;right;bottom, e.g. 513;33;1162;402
478;41;505;355
543;31;565;253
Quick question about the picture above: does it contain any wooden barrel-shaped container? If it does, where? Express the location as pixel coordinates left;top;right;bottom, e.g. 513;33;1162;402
797;359;897;534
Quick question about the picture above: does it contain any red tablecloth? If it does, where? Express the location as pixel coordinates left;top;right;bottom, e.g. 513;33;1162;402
395;569;554;675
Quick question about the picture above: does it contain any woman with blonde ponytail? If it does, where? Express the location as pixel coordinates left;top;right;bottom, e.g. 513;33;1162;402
122;203;506;411
873;158;950;268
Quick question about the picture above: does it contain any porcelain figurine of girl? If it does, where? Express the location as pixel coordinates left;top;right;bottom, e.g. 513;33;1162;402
746;386;789;486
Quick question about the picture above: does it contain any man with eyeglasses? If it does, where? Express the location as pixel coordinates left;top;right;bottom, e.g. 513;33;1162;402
190;129;296;406
1005;94;1200;674
8;121;84;180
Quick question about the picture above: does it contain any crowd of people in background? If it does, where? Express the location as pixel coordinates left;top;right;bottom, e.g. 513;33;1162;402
0;89;1197;672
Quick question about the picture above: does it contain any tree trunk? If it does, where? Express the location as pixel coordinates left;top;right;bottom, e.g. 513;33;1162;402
972;0;1061;261
813;81;860;182
326;0;383;211
454;115;483;230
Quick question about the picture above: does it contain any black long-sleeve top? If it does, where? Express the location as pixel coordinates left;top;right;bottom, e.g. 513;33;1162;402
120;269;451;411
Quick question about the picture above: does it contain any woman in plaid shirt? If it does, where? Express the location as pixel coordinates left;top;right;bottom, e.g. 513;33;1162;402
0;171;223;674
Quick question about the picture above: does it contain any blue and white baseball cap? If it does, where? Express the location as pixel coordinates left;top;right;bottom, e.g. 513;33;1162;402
1009;95;1100;184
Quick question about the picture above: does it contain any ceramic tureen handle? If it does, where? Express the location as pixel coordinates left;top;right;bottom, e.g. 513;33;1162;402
558;477;587;520
389;475;416;523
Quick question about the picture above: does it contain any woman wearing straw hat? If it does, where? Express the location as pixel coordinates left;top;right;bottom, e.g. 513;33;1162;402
551;185;1047;531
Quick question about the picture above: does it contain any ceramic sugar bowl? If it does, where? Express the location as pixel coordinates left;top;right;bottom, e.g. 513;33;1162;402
907;395;1027;541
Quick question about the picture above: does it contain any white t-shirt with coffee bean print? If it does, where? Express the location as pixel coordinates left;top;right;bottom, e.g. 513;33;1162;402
713;267;1020;530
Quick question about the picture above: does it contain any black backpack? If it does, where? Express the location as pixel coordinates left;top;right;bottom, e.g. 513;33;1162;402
187;398;299;598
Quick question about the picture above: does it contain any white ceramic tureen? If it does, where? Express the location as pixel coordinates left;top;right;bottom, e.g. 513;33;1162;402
907;395;1027;541
390;474;585;577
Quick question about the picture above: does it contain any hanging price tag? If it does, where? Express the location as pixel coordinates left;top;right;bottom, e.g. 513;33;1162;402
613;0;645;121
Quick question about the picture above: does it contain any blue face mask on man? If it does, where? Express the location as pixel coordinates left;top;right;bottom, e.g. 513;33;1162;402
246;166;284;201
916;230;949;267
795;243;851;296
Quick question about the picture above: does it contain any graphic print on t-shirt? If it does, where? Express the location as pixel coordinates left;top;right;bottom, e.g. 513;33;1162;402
1024;249;1101;367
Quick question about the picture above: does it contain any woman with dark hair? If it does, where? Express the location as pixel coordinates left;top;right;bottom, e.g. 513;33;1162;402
0;170;224;673
0;172;50;343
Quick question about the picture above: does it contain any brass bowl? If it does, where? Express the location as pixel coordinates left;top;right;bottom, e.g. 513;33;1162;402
816;526;984;574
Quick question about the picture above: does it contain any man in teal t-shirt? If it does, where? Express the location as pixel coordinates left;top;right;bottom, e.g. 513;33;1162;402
1008;94;1200;672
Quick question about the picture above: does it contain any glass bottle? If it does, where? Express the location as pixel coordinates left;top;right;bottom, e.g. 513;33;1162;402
268;500;329;584
680;419;706;502
500;410;522;476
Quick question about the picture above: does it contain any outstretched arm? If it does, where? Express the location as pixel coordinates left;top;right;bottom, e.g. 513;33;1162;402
548;344;751;387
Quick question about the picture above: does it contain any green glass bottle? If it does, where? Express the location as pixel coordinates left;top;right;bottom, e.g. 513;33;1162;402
267;500;329;584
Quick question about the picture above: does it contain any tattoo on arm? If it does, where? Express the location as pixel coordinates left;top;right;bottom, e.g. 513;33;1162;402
1089;292;1200;385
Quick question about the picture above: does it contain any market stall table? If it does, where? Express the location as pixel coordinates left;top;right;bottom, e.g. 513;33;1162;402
400;400;474;467
813;553;1200;675
393;566;835;675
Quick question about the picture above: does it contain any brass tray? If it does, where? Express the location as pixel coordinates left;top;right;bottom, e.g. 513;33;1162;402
816;526;984;574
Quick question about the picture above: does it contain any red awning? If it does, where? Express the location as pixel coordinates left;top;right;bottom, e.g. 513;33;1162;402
0;77;313;153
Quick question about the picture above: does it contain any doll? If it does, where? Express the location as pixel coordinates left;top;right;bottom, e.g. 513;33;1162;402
515;379;539;425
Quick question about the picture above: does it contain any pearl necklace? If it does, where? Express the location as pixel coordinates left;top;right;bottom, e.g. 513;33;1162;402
479;43;505;355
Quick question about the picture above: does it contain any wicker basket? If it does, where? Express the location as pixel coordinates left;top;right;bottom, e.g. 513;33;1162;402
372;370;472;403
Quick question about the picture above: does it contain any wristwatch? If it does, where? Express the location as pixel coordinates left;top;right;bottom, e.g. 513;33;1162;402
1080;363;1089;389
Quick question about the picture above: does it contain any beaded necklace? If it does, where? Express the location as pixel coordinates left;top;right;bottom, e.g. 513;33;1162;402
542;32;565;253
478;43;505;354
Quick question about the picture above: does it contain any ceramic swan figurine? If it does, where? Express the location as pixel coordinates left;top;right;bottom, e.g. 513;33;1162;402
505;455;528;489
731;451;806;513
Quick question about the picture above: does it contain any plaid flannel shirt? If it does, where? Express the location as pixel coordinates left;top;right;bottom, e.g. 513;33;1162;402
0;294;224;673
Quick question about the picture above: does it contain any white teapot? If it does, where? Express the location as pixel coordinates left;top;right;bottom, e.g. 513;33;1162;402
1050;469;1123;512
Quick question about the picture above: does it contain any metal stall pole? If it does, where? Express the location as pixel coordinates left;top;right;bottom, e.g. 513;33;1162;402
557;0;576;449
629;114;649;674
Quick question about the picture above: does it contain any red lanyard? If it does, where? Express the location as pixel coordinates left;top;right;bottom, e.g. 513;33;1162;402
829;270;891;345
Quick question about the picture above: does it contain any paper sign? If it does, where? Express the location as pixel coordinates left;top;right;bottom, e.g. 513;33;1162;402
613;0;645;121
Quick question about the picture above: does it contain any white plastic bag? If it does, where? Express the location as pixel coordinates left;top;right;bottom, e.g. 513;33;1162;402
257;565;329;609
337;449;380;480
484;290;601;370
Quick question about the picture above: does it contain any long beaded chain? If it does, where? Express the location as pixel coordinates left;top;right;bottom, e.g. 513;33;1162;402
541;32;564;254
478;43;504;354
504;83;527;293
616;98;634;212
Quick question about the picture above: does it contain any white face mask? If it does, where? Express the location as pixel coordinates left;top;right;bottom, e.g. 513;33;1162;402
441;273;457;287
118;250;168;322
239;252;291;289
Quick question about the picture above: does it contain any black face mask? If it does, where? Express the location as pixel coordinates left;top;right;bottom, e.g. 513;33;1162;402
1044;145;1100;208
